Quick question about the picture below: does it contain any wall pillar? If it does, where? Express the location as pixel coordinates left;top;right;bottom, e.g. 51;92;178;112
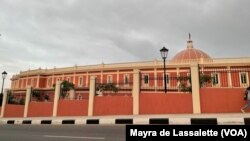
132;69;140;115
190;63;201;114
0;89;8;117
52;81;62;117
88;76;96;116
23;86;32;117
69;89;75;100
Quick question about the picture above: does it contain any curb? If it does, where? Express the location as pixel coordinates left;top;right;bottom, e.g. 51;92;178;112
1;117;249;125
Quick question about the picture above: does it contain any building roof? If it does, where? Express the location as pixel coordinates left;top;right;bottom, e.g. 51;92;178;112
171;34;212;63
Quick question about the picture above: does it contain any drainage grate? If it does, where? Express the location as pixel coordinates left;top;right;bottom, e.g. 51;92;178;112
115;119;133;124
22;120;32;124
7;120;15;124
86;119;99;124
244;118;250;125
149;118;169;124
41;120;52;124
62;120;75;124
191;118;217;125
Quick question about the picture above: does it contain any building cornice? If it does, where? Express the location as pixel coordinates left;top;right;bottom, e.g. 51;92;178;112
11;57;250;80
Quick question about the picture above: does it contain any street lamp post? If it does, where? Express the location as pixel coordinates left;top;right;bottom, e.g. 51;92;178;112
1;71;7;95
160;47;169;93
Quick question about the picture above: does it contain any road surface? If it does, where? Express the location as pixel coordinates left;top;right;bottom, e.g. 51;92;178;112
0;125;125;141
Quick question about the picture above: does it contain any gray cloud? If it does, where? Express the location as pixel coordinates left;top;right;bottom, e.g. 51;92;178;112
0;0;250;87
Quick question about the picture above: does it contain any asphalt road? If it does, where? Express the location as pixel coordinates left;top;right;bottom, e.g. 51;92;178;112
0;125;126;141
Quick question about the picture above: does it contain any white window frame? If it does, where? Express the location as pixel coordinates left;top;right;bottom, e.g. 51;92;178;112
124;74;130;87
77;94;82;100
239;72;249;86
211;72;220;87
124;74;129;84
78;76;83;87
143;74;149;85
67;77;71;82
162;73;170;87
187;72;191;86
107;75;113;83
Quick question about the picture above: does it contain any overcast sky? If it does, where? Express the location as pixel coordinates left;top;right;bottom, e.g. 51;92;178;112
0;0;250;88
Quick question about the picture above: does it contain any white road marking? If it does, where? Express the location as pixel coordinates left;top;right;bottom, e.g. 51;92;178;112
43;135;105;140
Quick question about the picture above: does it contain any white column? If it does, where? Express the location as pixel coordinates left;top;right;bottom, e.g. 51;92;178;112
227;66;232;87
0;89;8;117
88;76;96;116
176;68;180;91
73;72;76;85
52;74;55;86
24;86;32;117
86;72;89;87
132;69;140;115
101;71;103;83
17;79;20;89
26;77;28;87
36;75;40;88
52;81;62;117
117;70;119;87
190;63;201;114
154;68;157;91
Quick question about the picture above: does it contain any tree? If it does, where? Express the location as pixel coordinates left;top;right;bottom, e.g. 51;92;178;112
44;94;50;101
60;80;75;99
96;83;118;95
177;74;212;92
179;82;192;93
32;90;41;101
7;90;15;104
199;74;212;87
177;76;192;92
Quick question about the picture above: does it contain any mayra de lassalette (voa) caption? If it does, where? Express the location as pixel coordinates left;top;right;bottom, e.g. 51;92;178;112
126;125;250;140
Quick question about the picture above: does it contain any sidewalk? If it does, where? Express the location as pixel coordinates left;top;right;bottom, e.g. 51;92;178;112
1;113;250;125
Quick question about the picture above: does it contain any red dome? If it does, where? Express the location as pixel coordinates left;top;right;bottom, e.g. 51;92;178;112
171;36;212;63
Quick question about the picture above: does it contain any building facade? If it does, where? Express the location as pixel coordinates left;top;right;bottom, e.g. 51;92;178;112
1;35;249;118
10;36;250;92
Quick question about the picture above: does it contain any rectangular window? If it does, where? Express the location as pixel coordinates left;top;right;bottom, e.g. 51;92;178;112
31;78;34;87
22;79;24;88
166;74;169;84
47;78;51;88
78;77;83;87
107;75;113;83
187;73;191;84
162;73;169;84
212;73;219;85
67;77;71;82
124;74;129;84
144;74;149;84
240;72;248;84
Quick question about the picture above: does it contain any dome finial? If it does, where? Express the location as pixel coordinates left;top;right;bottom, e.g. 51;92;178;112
187;33;193;49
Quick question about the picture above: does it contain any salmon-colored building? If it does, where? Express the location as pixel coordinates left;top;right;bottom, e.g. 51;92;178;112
1;35;249;118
